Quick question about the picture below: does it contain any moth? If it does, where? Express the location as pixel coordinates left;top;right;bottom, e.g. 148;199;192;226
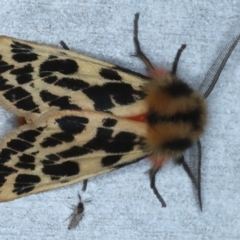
67;193;90;230
0;13;238;210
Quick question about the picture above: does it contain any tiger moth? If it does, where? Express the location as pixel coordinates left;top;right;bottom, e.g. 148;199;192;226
0;13;238;209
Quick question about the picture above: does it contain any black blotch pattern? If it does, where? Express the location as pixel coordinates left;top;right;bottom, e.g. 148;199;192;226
12;53;38;63
51;132;74;142
10;64;33;75
40;137;61;148
13;174;41;195
102;118;117;127
42;161;80;180
42;76;58;84
0;148;17;162
14;95;39;111
49;55;57;59
48;96;81;110
164;80;193;97
40;90;58;102
101;155;122;166
83;82;145;110
11;41;33;50
56;116;88;134
4;86;29;102
163;138;192;152
40;59;78;74
16;74;33;84
99;68;122;80
0;164;17;187
46;154;60;161
58;146;92;158
7;139;33;152
113;65;150;80
19;154;35;163
0;76;14;91
83;128;138;153
0;55;14;73
11;41;38;63
15;162;35;170
18;130;41;143
55;77;89;91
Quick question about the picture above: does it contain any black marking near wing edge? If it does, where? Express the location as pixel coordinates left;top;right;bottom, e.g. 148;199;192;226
13;174;41;195
42;161;80;180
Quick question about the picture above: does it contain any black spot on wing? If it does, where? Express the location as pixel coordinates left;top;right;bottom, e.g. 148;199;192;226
40;59;78;74
16;74;33;84
163;138;192;152
51;132;74;142
58;146;92;158
102;118;117;127
10;64;33;75
0;76;14;91
83;128;139;153
11;41;38;63
0;55;14;73
15;162;35;170
3;86;29;102
42;76;58;84
99;68;122;80
56;116;88;134
0;148;17;163
83;82;145;110
12;53;38;63
7;139;33;152
18;130;41;143
101;155;122;166
19;154;35;163
0;164;17;187
42;161;80;180
46;154;60;161
114;156;145;169
14;95;39;112
55;77;89;91
13;174;41;195
48;96;81;110
40;137;61;148
40;90;58;102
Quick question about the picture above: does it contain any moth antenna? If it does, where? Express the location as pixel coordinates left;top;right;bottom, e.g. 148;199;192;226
82;179;88;192
199;33;240;98
149;168;167;207
171;44;187;75
60;40;70;50
133;13;155;72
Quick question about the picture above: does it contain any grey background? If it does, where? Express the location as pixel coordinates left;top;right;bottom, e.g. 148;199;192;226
0;1;239;239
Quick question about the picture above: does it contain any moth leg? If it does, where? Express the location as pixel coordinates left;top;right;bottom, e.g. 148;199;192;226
171;44;187;75
149;167;167;207
133;13;155;72
60;40;70;50
175;154;202;211
82;179;88;192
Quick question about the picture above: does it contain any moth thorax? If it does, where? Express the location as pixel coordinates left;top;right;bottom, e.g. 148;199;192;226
145;74;207;160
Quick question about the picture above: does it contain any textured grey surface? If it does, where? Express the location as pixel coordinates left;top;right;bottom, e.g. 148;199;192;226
0;1;239;239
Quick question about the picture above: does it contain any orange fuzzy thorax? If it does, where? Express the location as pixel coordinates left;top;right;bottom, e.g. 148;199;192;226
145;68;207;163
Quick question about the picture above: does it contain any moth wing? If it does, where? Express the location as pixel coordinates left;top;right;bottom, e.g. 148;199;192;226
0;110;147;201
0;36;148;121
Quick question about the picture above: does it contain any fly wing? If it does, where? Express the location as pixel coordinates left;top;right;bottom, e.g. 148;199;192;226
0;36;148;122
0;110;147;201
